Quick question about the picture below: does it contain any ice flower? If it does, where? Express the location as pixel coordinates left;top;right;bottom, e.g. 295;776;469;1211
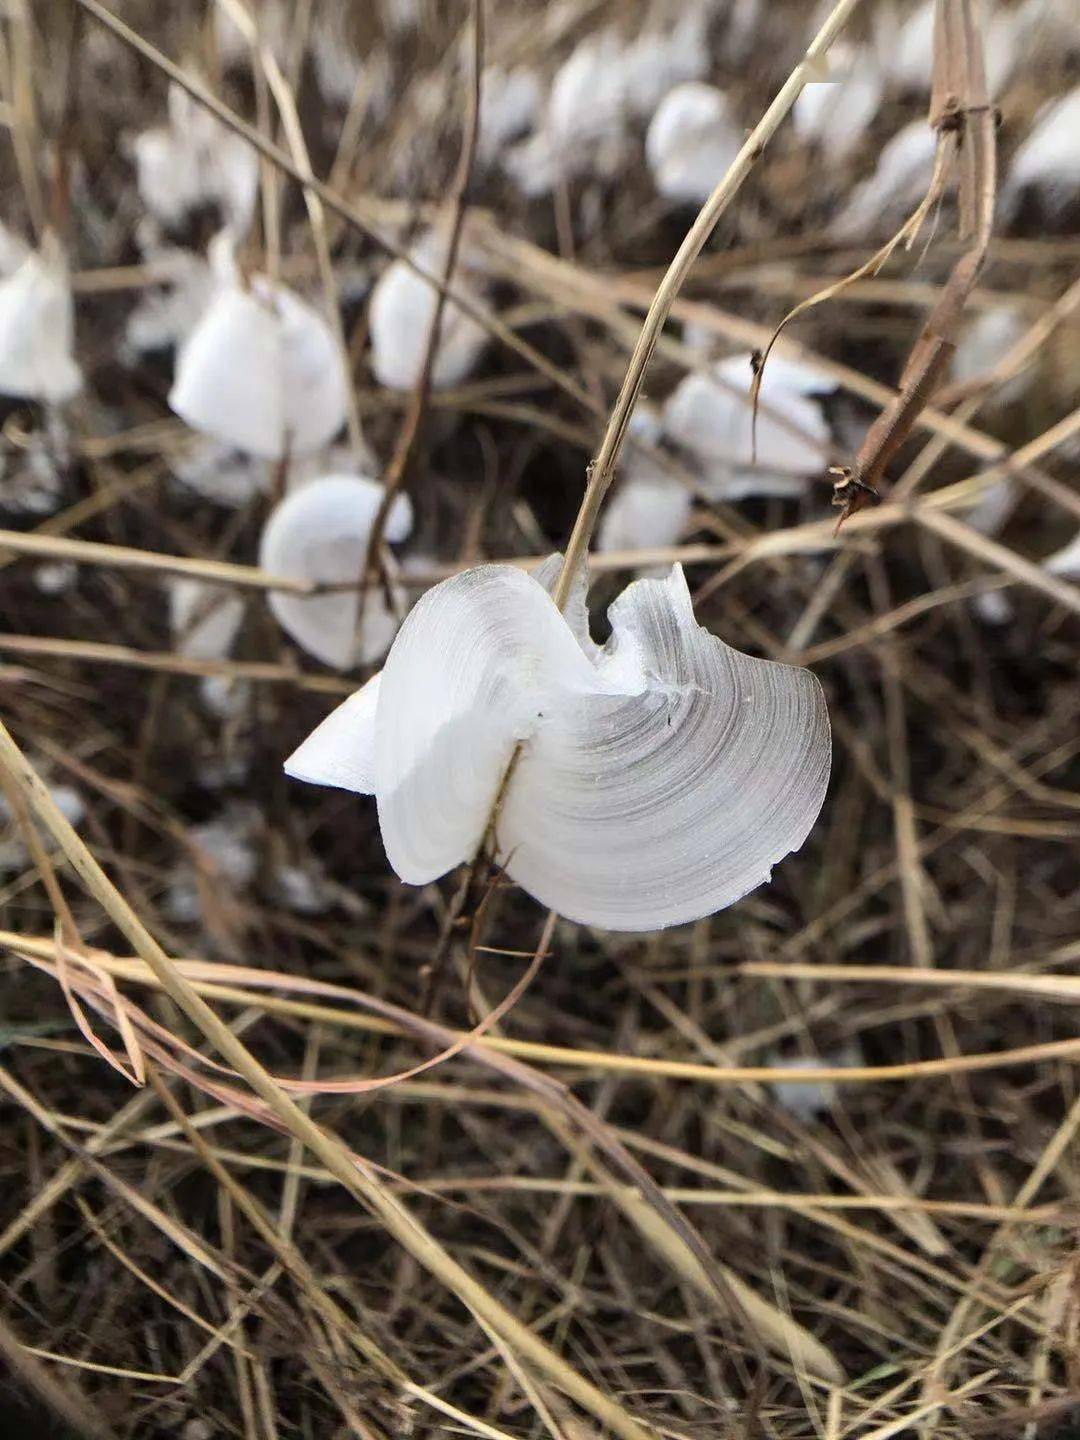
171;438;268;508
618;7;709;120
0;232;81;404
646;83;741;206
504;32;632;195
0;780;84;872
599;474;692;556
169;242;350;460
286;560;830;931
259;474;412;669
368;229;489;392
166;803;259;923
1002;86;1080;220
893;0;1021;97
794;48;883;164
478;66;542;163
132;82;258;233
663;352;831;491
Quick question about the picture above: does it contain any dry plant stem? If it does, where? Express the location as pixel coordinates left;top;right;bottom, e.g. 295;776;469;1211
0;1309;119;1440
0;527;316;594
144;1066;409;1390
839;0;996;524
24;936;1080;1089
0;724;653;1440
359;0;484;621
550;0;865;610
6;1;47;238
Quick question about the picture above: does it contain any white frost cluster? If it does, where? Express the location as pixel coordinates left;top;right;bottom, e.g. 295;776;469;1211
286;559;830;931
793;47;883;164
646;83;742;206
368;229;489;392
132;83;259;233
170;243;349;461
503;9;709;195
663;352;832;495
0;232;81;404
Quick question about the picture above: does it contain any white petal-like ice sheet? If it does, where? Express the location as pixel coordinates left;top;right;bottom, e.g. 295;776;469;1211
664;354;829;478
374;566;609;884
170;277;348;460
500;568;830;928
0;243;82;404
170;287;283;457
646;83;741;206
270;284;351;455
259;475;412;669
288;560;830;931
368;230;489;391
285;673;382;793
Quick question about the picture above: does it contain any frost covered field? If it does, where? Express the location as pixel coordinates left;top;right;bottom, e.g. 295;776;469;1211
0;1;1078;1437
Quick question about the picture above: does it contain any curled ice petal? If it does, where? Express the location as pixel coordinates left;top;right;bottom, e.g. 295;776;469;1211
170;271;350;460
368;229;489;391
646;83;741;206
286;673;381;793
259;475;412;669
0;236;81;404
663;353;830;481
286;562;830;931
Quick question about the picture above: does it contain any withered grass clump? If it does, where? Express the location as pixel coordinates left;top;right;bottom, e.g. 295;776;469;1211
1;3;1078;1438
